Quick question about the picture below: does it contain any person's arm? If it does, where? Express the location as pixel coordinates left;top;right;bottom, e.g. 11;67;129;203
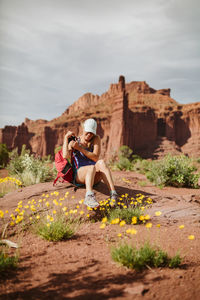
70;135;101;162
62;131;75;159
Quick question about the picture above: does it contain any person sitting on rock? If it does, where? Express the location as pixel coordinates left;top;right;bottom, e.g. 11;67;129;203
62;118;118;208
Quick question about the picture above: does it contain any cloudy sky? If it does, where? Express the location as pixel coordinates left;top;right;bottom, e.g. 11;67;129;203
0;0;199;128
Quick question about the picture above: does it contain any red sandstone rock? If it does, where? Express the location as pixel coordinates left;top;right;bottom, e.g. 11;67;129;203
0;76;199;159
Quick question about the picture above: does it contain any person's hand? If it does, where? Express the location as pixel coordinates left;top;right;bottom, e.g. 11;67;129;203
70;140;80;151
64;131;75;140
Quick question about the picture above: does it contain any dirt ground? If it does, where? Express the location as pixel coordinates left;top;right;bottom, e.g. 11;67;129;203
0;170;200;300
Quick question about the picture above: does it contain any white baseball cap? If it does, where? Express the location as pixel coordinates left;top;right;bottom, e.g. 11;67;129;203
84;118;97;135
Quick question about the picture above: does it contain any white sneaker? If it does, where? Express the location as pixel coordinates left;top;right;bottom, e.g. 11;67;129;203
109;191;118;207
84;193;99;208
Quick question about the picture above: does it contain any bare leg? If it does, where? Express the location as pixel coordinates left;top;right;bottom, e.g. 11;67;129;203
95;159;115;191
76;165;99;208
76;165;97;192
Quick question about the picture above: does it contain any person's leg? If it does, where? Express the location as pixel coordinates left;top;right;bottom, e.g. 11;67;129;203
76;165;99;208
95;159;115;191
95;159;118;206
76;165;96;191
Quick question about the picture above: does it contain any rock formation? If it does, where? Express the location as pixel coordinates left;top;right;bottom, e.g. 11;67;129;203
0;76;200;159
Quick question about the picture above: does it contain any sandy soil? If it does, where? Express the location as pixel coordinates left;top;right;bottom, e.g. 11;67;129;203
0;171;200;300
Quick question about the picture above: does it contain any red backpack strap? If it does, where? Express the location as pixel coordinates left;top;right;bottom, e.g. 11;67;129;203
53;175;60;186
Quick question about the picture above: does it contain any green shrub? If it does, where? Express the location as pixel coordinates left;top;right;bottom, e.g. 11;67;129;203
0;144;9;168
168;253;182;268
146;154;199;188
7;145;57;186
0;249;19;272
132;159;151;174
111;242;181;271
115;157;133;171
108;207;143;224
118;146;133;160
35;215;75;242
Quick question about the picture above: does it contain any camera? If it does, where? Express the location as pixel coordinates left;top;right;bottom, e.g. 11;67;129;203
68;136;77;143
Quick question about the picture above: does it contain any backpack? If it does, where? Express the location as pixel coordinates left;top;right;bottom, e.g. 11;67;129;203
53;149;77;186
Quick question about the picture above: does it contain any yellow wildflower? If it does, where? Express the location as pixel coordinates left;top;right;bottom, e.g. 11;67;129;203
145;222;152;228
131;216;137;224
155;211;162;216
117;233;122;237
139;215;145;221
100;223;106;229
119;220;126;227
179;225;184;229
188;235;195;240
102;217;108;223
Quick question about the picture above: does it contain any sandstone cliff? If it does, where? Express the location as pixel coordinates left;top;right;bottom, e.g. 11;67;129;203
0;76;199;159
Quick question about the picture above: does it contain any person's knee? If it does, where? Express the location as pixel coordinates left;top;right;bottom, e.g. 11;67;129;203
96;159;107;171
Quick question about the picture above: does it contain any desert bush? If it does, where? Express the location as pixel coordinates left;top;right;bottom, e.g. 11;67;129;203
114;157;133;171
35;214;76;242
0;144;9;168
0;248;19;272
111;242;181;271
0;177;22;197
108;207;143;224
7;145;57;186
132;159;151;174
118;145;133;159
110;146;135;171
146;154;199;188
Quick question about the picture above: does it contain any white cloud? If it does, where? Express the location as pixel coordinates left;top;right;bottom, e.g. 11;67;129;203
0;0;199;128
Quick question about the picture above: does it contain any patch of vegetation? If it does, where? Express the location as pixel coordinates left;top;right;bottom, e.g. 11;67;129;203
0;177;22;198
0;248;19;272
0;144;9;168
111;242;181;271
7;145;57;186
108;207;143;224
110;146;200;188
34;214;76;242
146;154;199;188
91;193;152;224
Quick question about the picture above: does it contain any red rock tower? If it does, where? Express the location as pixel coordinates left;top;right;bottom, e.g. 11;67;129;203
106;75;128;158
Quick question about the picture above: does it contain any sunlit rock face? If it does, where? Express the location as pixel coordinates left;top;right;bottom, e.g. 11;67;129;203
0;76;199;159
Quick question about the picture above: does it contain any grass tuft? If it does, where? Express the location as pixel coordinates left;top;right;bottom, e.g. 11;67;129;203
0;249;19;272
108;207;143;224
35;215;76;242
111;242;181;271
